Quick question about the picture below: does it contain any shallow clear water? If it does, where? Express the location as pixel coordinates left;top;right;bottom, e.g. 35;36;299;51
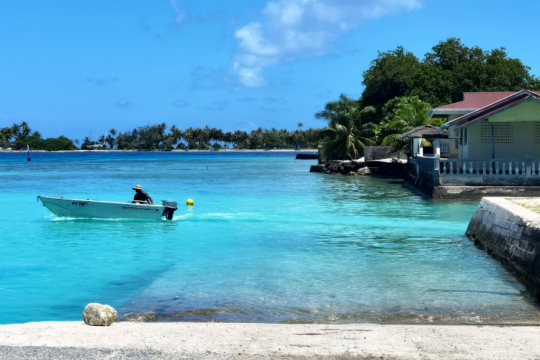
1;152;539;325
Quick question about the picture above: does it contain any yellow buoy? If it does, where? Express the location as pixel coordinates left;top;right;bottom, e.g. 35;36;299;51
186;199;194;206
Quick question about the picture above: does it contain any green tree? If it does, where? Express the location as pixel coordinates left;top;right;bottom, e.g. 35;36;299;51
361;38;540;122
361;47;421;113
0;127;14;143
316;94;377;160
380;97;444;152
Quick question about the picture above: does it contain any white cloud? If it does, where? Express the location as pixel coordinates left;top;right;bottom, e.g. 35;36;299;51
237;97;258;103
233;0;423;87
203;100;230;111
170;0;186;25
172;99;190;108
114;99;132;109
233;64;267;88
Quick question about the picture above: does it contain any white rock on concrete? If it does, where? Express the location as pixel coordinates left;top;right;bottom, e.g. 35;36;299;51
357;167;371;176
82;303;117;326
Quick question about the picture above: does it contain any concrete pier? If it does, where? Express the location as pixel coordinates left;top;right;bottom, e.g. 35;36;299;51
2;322;540;359
466;197;540;300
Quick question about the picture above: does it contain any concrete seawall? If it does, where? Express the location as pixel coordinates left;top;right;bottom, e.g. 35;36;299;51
466;197;540;300
2;322;540;360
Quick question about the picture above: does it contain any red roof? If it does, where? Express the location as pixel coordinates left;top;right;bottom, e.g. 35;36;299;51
436;92;517;110
445;90;540;129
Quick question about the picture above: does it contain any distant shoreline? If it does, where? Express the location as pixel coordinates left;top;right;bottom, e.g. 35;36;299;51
0;149;318;153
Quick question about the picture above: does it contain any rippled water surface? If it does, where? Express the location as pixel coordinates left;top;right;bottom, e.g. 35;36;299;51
1;152;539;324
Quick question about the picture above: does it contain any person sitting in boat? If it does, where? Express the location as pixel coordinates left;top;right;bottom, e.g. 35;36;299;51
132;184;154;205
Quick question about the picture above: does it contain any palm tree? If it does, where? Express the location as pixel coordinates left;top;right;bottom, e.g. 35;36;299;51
224;131;232;149
381;97;444;152
0;127;14;143
11;123;21;140
297;122;304;130
20;122;32;137
316;94;377;160
107;128;118;148
105;133;116;149
168;125;182;148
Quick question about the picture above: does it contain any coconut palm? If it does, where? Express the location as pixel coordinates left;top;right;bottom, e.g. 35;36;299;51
316;94;377;160
381;97;444;147
168;125;183;147
20;122;32;137
105;133;116;149
11;123;21;139
0;127;14;143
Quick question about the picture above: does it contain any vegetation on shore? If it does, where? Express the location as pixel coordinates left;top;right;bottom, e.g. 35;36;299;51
317;38;540;159
2;38;538;154
0;122;78;151
1;122;319;151
80;124;319;150
316;95;376;160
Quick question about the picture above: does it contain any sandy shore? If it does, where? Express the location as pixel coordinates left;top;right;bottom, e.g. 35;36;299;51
1;322;539;359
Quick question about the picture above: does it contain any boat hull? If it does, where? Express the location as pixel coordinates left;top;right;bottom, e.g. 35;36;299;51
38;196;167;220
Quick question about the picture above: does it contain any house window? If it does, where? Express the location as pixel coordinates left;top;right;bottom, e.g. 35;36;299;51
481;121;491;144
494;122;512;144
536;122;540;144
441;140;449;153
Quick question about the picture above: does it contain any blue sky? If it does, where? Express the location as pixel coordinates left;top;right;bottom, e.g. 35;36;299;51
1;0;539;140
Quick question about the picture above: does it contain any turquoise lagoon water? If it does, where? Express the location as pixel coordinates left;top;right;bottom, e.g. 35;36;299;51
0;152;539;325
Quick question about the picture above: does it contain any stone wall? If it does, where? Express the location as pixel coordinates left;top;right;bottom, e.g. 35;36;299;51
433;186;540;200
466;197;540;301
440;174;540;186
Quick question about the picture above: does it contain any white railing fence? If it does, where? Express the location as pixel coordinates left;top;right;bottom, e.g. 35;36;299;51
439;159;540;176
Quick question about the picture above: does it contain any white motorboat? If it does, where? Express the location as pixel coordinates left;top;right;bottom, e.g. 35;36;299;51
37;196;178;220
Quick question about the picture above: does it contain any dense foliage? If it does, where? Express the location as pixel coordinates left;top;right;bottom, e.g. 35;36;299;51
379;96;444;144
361;38;540;122
0;122;78;151
316;38;540;159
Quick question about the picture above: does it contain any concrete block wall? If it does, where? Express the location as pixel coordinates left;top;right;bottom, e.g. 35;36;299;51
466;197;540;300
405;156;439;196
440;174;540;186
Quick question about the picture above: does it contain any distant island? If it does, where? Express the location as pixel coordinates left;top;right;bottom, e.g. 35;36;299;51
0;122;319;152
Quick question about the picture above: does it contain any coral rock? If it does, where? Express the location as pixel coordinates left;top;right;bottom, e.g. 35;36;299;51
357;167;372;176
83;303;117;326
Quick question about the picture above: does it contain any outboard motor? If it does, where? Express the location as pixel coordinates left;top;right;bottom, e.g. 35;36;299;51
162;200;178;220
